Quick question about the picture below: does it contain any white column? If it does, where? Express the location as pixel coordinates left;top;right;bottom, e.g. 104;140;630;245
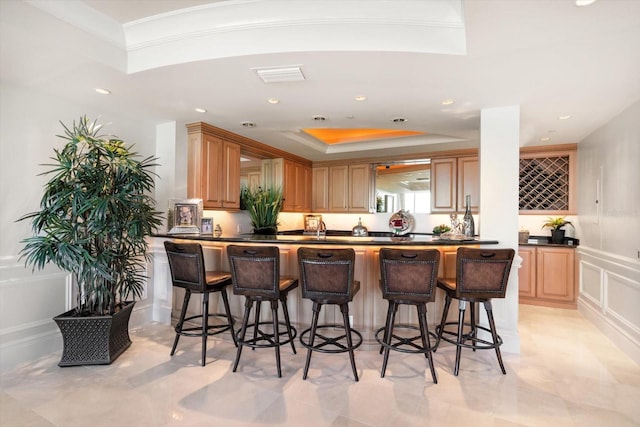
480;106;520;354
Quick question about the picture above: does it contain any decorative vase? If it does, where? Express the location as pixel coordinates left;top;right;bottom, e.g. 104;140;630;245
550;229;565;244
253;226;277;235
53;301;135;367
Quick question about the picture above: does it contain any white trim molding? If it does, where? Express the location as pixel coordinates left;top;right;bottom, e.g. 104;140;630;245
577;247;640;365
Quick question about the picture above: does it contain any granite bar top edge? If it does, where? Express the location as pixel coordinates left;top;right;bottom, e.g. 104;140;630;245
153;233;499;246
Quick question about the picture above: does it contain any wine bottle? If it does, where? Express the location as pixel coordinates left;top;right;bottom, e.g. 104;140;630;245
463;194;475;237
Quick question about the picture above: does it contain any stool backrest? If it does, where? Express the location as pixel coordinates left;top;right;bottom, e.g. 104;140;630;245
297;247;355;300
164;241;207;292
379;248;440;302
227;245;280;298
455;248;515;299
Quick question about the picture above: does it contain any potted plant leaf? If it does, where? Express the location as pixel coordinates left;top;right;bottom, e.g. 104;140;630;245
240;185;283;234
542;216;574;244
18;117;163;366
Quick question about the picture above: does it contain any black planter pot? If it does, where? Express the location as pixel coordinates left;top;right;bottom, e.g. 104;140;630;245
53;301;135;367
550;229;565;244
253;227;278;235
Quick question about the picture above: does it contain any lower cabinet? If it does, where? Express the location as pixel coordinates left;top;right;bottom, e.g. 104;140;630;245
518;245;577;309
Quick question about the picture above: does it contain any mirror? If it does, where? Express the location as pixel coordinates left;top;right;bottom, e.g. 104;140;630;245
240;154;264;190
375;159;431;214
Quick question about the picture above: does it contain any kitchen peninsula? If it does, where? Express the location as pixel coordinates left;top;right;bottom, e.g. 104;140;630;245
151;232;499;349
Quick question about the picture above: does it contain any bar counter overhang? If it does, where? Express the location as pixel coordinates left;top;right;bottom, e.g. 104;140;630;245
148;232;500;350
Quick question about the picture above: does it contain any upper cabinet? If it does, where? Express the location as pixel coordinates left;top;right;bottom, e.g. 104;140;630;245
430;156;479;213
314;164;374;213
187;127;241;210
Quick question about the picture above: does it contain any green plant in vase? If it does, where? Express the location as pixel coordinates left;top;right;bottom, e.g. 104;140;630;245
240;185;283;234
542;216;574;244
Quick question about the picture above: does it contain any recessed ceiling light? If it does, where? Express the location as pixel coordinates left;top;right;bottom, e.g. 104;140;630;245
195;108;207;113
558;114;572;120
540;137;551;142
441;99;454;105
312;115;327;121
354;95;367;101
95;88;110;95
241;121;256;127
575;0;597;6
267;98;280;104
391;117;408;123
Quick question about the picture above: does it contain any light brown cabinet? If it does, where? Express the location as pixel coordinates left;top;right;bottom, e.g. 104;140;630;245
282;159;311;212
187;129;241;210
518;245;576;309
430;156;479;213
314;164;373;213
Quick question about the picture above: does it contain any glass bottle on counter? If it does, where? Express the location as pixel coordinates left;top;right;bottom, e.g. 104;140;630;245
463;194;475;237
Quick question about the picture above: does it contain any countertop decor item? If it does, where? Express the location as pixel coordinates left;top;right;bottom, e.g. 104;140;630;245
432;224;451;236
388;210;414;236
17;116;163;366
240;185;283;234
352;217;368;236
541;216;574;244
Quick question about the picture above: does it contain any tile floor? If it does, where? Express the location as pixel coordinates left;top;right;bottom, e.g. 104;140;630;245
1;304;639;427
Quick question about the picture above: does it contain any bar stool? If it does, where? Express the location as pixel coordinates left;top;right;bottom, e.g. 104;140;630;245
227;245;298;377
434;247;515;375
297;247;362;381
164;241;237;366
376;248;440;383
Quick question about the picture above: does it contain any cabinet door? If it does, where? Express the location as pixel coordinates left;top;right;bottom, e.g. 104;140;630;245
312;167;329;211
457;156;479;213
190;134;224;208
328;165;349;212
282;159;297;211
430;158;457;212
518;246;536;298
348;164;372;213
536;247;575;303
221;140;240;209
301;164;312;211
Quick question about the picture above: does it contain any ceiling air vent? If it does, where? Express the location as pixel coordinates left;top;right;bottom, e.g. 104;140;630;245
254;66;305;83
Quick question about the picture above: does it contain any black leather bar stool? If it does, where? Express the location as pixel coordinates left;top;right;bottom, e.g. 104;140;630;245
227;245;298;377
164;241;237;366
376;248;440;383
434;247;515;375
297;247;362;381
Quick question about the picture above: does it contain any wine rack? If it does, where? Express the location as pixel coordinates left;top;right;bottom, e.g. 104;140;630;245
519;155;570;211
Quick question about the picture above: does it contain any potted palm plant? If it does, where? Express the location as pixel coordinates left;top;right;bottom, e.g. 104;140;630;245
240;185;283;234
542;216;574;244
18;117;163;366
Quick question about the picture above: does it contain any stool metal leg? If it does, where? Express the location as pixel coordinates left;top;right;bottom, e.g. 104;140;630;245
417;303;437;383
233;298;253;372
303;302;321;380
454;299;467;376
380;300;394;354
201;292;209;366
271;300;282;377
341;303;359;382
470;301;477;352
221;288;238;347
484;300;506;374
280;295;297;354
380;301;398;378
434;294;452;351
252;300;262;351
171;290;191;356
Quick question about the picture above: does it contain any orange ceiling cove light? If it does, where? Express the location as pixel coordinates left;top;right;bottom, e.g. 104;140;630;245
302;128;424;144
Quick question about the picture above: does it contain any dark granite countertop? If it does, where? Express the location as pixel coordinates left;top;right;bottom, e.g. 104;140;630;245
153;231;499;246
518;235;579;248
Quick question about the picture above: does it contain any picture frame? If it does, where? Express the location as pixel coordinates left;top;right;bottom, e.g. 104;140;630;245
201;218;213;234
168;198;203;234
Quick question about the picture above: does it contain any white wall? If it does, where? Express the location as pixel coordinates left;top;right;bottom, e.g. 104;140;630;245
0;82;159;371
574;101;640;364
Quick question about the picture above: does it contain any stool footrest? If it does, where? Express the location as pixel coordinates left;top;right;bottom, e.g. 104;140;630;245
300;324;363;354
436;321;503;350
236;321;297;349
375;325;437;355
175;313;234;338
